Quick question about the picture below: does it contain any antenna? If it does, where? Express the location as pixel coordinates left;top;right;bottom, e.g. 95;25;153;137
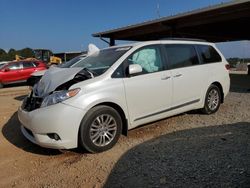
157;1;160;18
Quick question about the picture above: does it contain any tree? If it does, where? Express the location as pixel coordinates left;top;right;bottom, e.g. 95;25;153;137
0;48;7;61
8;48;16;61
0;48;6;56
19;48;34;58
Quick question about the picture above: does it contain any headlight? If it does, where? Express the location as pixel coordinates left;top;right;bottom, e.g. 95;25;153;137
41;88;80;108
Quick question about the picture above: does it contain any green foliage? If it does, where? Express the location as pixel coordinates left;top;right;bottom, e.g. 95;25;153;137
0;48;35;61
0;49;7;61
0;49;6;56
7;48;16;61
19;48;34;58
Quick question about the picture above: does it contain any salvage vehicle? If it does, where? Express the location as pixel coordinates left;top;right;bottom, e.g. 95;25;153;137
0;61;47;88
18;40;230;153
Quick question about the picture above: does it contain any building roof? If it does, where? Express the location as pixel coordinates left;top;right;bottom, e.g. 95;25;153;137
92;0;250;43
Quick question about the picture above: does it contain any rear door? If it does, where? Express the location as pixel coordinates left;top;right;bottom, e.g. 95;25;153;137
122;44;173;126
19;62;36;80
163;44;204;108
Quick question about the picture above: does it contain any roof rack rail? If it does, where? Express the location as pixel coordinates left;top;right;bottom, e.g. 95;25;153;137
160;37;207;42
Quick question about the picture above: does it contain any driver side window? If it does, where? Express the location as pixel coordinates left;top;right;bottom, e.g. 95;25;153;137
127;45;164;75
8;62;21;70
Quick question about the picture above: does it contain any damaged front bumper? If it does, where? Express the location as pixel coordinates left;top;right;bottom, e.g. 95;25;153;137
18;99;86;149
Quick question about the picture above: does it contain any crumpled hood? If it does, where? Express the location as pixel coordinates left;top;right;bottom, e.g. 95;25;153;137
33;67;83;97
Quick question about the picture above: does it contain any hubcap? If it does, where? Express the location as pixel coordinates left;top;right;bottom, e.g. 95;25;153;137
89;114;117;147
207;89;219;111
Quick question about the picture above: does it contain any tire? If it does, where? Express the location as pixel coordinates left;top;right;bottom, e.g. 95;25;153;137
0;82;3;89
79;105;122;153
201;84;221;114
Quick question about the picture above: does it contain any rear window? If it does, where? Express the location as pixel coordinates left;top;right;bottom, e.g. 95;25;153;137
197;45;222;63
164;44;199;69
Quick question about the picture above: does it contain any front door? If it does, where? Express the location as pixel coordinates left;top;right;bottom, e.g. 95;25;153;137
123;45;172;127
2;62;22;83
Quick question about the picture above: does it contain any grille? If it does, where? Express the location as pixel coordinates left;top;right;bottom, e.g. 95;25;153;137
22;92;43;111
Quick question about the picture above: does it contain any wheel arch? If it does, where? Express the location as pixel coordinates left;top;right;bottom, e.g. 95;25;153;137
211;81;224;103
93;102;128;136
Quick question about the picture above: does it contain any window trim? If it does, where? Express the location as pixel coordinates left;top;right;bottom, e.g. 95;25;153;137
163;44;201;70
22;62;36;69
111;62;126;78
112;44;167;78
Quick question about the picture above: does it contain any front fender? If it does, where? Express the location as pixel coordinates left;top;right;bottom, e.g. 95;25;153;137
63;79;130;123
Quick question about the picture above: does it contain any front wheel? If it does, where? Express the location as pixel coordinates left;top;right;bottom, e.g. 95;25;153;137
79;105;122;153
201;84;221;114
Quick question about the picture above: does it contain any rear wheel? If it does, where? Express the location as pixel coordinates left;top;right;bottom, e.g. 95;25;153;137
201;84;221;114
79;105;122;153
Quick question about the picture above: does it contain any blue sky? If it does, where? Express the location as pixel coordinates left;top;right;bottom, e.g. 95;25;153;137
0;0;249;58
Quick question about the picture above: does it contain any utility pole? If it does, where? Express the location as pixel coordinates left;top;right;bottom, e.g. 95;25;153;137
157;1;161;18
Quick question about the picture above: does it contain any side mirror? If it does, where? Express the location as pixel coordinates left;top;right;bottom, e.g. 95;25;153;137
128;64;142;75
129;64;142;75
4;68;10;72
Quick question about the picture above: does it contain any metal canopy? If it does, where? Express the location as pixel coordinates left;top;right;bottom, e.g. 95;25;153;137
92;0;250;44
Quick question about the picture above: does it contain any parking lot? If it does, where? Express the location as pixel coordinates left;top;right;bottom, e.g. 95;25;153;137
0;73;249;188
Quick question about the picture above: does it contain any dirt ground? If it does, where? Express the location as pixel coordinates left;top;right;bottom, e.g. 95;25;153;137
0;74;249;188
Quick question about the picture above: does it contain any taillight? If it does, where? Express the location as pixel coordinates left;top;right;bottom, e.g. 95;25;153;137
225;64;230;70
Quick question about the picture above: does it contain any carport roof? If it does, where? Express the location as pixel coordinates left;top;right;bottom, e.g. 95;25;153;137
92;0;250;43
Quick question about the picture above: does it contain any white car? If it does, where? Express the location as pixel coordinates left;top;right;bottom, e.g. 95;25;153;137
18;40;230;153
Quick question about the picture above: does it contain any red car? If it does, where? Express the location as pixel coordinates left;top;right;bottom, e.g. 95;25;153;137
0;61;47;88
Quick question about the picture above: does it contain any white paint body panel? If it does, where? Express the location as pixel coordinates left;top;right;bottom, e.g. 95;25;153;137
123;70;172;128
18;40;230;149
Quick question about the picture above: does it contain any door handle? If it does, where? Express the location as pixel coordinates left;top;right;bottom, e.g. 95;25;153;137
161;76;171;80
174;73;182;78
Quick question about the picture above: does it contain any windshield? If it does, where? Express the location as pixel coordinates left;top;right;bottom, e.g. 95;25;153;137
0;63;7;69
58;55;86;68
73;46;131;75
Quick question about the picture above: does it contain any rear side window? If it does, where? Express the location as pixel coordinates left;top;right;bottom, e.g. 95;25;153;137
197;45;222;63
33;62;39;67
22;62;35;68
164;44;199;69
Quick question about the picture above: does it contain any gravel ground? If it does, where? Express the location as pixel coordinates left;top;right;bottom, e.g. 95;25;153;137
0;74;249;188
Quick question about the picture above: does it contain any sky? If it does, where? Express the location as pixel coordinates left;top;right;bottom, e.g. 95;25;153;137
0;0;249;58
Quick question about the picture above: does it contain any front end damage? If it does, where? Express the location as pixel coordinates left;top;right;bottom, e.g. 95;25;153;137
22;67;94;112
18;67;93;149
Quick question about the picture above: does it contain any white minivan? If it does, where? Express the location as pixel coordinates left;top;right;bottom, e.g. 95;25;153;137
18;40;230;153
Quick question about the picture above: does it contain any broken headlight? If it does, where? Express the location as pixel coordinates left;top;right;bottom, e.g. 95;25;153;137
41;88;80;108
